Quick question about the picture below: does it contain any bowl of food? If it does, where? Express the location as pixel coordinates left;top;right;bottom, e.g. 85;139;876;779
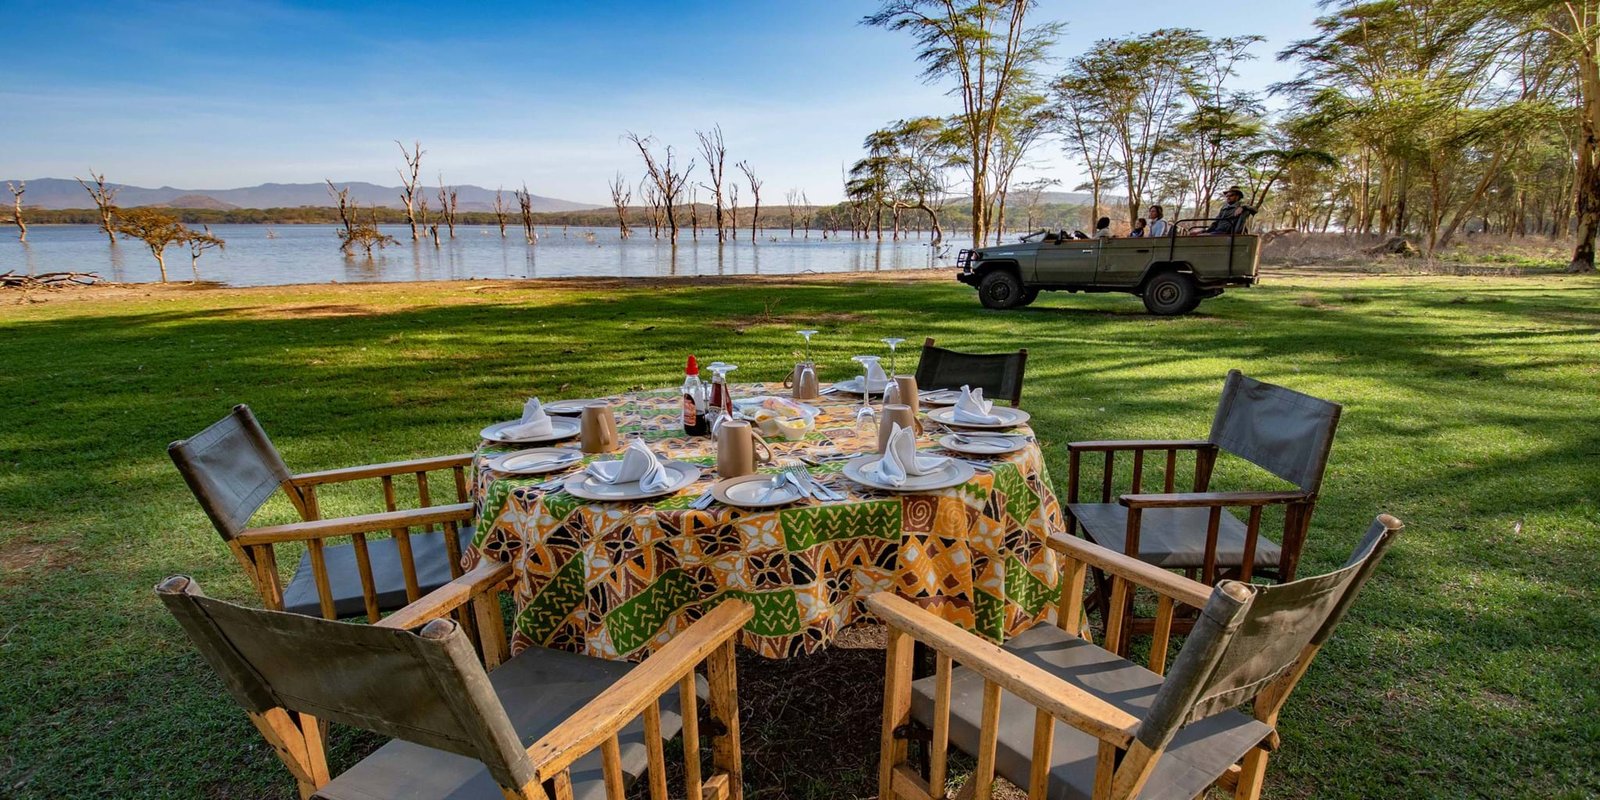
734;396;818;441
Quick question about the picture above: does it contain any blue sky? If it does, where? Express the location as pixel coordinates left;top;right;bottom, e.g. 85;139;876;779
3;0;1324;203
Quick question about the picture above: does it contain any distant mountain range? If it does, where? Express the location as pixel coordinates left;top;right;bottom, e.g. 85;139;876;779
3;178;600;213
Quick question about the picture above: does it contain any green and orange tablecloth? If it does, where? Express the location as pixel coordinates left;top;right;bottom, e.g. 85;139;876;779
467;383;1064;660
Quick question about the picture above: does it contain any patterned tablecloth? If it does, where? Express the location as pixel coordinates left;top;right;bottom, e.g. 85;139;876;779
468;383;1064;661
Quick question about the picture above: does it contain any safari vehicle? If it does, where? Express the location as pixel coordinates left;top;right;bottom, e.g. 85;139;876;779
954;219;1260;315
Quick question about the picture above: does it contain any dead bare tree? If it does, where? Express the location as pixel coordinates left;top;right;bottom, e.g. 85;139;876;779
696;126;729;243
785;188;800;237
7;181;25;242
737;161;763;242
801;191;812;239
437;175;459;238
515;184;536;243
607;173;632;239
728;182;740;238
396;140;424;240
626;132;694;243
75;171;118;244
492;187;509;238
326;180;355;238
641;178;663;239
688;186;700;239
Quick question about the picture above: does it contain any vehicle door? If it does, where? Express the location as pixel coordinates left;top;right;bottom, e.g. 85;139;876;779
1033;238;1097;284
1095;238;1156;287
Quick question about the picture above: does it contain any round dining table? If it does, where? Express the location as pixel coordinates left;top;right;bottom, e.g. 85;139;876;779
467;382;1065;661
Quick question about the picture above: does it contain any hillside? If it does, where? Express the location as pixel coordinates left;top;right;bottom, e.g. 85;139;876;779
2;178;599;213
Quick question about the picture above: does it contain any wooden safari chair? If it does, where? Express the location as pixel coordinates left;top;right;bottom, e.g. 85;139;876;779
1066;370;1341;604
873;514;1403;800
157;561;752;800
915;337;1028;408
168;404;475;621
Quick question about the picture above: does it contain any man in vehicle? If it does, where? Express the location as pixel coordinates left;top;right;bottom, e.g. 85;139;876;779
1204;188;1255;234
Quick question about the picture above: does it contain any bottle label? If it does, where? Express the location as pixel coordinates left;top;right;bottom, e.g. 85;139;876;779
683;393;697;427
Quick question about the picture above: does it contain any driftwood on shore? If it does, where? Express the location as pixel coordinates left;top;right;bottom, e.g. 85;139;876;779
0;271;104;289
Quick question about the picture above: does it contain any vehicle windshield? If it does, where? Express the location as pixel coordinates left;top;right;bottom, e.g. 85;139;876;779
1018;229;1048;243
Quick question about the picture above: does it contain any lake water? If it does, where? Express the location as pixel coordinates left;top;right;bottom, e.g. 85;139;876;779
0;224;972;287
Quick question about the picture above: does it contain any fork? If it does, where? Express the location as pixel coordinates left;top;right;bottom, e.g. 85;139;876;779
784;465;841;501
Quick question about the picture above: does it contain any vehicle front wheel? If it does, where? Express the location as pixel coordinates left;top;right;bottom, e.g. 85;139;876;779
1142;272;1200;315
978;270;1026;309
1015;288;1040;307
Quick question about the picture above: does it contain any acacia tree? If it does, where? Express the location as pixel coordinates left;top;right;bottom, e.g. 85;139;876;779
866;0;1061;245
114;208;187;282
696;126;729;243
608;172;632;239
493;187;508;238
737;160;763;241
396;140;424;241
626;132;695;243
76;170;119;244
185;226;225;281
327;180;396;256
1539;0;1599;271
7;181;24;242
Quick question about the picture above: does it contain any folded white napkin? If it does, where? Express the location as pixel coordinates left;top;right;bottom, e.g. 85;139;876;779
502;397;555;439
952;385;1003;424
586;439;673;491
857;358;889;390
870;423;950;486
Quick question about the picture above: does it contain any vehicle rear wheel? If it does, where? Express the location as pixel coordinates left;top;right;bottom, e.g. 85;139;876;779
978;270;1026;309
1015;288;1040;307
1142;272;1200;315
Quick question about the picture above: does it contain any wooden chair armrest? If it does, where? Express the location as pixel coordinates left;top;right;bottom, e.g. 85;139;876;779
1119;490;1308;509
234;502;474;546
525;599;755;778
1047;534;1213;610
867;592;1139;748
376;560;513;630
1066;439;1213;452
290;453;475;486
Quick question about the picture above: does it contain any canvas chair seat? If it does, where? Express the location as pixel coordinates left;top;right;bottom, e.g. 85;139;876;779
1069;503;1282;570
910;624;1272;800
281;529;468;618
314;643;700;800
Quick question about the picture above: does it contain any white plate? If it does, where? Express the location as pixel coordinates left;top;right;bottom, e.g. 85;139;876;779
488;447;584;475
918;389;963;407
480;416;582;444
829;377;892;396
544;399;601;416
938;433;1027;456
842;455;975;492
562;460;701;501
925;405;1032;431
712;473;805;508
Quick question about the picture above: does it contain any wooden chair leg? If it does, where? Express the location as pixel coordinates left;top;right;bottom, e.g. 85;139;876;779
879;627;915;800
1233;747;1269;800
707;639;743;800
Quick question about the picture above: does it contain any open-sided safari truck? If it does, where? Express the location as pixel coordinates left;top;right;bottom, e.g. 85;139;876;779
956;218;1261;315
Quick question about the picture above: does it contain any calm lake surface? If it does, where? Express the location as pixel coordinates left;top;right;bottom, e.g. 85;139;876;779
0;224;971;287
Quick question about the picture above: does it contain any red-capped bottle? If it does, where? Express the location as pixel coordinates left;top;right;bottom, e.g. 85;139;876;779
682;356;708;436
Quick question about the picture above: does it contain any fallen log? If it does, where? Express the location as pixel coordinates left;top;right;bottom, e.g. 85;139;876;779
0;271;105;289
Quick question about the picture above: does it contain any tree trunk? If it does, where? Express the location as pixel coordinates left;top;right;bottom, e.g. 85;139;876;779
1571;42;1600;273
155;250;168;283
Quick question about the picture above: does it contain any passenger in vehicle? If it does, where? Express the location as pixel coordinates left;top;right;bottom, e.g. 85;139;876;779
1128;218;1147;238
1146;205;1171;237
1204;188;1256;235
1093;216;1113;240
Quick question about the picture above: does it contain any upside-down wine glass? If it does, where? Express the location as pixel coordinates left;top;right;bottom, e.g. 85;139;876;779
798;329;818;364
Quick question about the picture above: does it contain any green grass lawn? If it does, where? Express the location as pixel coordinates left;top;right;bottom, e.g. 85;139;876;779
2;271;1597;798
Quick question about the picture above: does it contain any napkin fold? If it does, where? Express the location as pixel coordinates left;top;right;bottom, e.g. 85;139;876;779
869;423;950;486
586;439;673;491
857;358;890;391
952;385;1003;424
502;397;555;439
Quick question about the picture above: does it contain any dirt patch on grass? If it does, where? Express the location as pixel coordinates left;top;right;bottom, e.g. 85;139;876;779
226;303;395;319
0;538;78;585
729;310;871;332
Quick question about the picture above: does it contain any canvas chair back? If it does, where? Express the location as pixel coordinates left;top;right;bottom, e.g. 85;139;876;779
156;575;537;790
1208;370;1341;493
168;404;294;541
1134;515;1401;751
914;338;1028;407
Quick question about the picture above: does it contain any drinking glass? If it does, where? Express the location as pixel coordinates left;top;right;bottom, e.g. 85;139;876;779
798;329;818;364
881;337;906;377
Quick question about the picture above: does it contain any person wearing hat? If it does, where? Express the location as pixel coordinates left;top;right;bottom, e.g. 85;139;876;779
1204;187;1255;235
